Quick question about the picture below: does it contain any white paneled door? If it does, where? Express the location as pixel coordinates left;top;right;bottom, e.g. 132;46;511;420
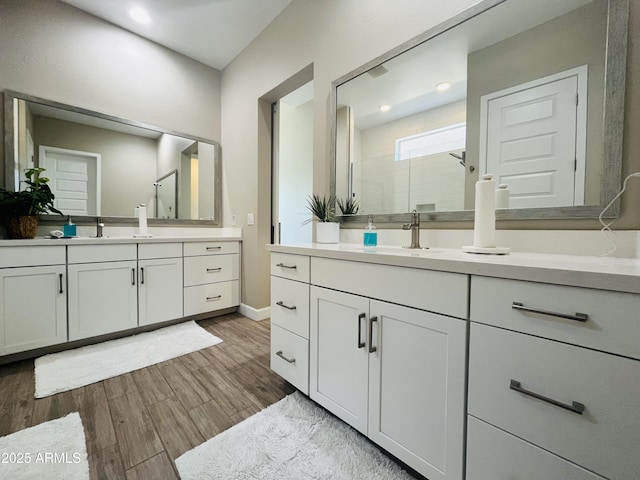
480;66;587;208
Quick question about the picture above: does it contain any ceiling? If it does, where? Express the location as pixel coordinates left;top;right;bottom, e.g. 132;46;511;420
61;0;291;70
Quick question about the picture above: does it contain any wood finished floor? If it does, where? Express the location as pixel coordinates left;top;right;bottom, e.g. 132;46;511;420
0;313;295;479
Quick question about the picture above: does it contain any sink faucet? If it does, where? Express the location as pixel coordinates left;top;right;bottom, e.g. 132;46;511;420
402;210;426;249
96;217;104;238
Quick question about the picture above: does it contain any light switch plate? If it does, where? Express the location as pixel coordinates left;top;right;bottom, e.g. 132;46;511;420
247;213;255;225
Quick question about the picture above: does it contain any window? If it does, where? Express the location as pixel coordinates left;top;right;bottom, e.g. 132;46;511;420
395;122;466;161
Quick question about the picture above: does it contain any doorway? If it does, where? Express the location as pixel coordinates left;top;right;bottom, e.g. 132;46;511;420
271;81;314;244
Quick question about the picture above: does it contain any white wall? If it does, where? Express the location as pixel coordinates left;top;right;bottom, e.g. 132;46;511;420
0;0;222;180
221;0;479;309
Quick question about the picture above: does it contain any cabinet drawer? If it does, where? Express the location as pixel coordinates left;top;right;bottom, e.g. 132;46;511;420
183;241;239;257
184;280;239;316
184;254;239;287
270;276;309;339
468;323;640;480
270;324;309;395
68;244;136;264
270;253;310;283
138;242;182;259
471;276;640;359
311;257;468;318
0;246;65;267
467;416;605;480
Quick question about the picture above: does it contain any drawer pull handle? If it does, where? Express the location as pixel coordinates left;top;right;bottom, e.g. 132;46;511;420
207;268;222;273
368;316;378;353
206;246;222;251
131;268;136;286
140;267;145;285
206;295;222;301
276;301;296;311
59;273;64;294
510;380;585;415
276;350;296;364
276;263;297;270
357;313;366;349
511;302;588;323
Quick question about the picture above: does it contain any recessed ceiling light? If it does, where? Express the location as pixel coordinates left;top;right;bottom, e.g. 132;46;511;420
129;6;151;24
380;105;391;112
436;82;451;92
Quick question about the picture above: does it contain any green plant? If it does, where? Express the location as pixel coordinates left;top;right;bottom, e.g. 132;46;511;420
337;197;360;215
0;167;63;218
303;194;335;224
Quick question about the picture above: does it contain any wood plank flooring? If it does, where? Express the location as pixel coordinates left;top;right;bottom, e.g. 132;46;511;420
0;313;295;479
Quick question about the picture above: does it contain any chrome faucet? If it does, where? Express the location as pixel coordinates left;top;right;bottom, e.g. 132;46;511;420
402;210;426;249
96;217;104;238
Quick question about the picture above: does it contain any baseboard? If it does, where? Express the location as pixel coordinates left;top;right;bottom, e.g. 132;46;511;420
239;303;271;321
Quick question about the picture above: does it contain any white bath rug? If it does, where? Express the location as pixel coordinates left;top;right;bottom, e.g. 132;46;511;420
35;321;222;398
176;392;414;480
0;412;89;480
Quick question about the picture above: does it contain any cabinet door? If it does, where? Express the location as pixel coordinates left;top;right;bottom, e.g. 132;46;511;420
139;257;183;326
310;286;369;434
0;265;67;356
68;261;138;340
368;300;466;480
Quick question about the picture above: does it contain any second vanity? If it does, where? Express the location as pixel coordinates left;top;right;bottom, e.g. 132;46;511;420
266;243;640;480
0;235;241;361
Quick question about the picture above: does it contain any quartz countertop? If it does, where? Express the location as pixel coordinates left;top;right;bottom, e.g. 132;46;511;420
267;243;640;294
0;235;242;246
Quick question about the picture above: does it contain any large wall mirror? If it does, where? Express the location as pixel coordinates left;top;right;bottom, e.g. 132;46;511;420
3;91;221;225
332;0;628;223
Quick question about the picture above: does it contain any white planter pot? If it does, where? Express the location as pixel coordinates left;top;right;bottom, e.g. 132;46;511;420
315;222;340;244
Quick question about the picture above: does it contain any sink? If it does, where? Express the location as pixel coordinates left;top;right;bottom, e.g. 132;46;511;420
358;245;440;256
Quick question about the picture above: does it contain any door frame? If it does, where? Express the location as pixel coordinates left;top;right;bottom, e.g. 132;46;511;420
40;145;102;215
479;65;588;205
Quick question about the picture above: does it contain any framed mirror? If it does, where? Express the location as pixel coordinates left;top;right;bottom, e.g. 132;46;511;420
331;0;628;223
3;90;221;225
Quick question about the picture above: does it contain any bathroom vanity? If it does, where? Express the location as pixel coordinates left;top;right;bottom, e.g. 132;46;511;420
267;243;640;480
0;236;240;360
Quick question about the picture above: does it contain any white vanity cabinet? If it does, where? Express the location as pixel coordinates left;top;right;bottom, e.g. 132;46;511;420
67;244;138;341
467;276;640;480
183;241;240;316
138;243;183;327
269;254;468;480
0;246;67;356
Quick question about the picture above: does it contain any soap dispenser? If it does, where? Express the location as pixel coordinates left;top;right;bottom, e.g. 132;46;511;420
364;215;377;247
63;216;77;237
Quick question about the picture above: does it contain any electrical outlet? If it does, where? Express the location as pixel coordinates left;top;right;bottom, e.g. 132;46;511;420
247;213;255;225
231;214;237;226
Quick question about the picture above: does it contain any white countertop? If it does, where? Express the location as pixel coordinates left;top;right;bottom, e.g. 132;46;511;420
267;243;640;294
0;235;242;246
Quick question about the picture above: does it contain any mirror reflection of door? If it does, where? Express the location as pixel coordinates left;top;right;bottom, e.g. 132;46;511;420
40;145;101;216
480;66;587;208
271;81;313;244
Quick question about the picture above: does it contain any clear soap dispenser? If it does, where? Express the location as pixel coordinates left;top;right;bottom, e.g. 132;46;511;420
364;215;377;247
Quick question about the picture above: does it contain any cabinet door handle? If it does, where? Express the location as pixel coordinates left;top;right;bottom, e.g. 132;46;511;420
510;379;585;415
276;350;296;364
276;301;296;311
59;273;64;294
357;312;366;348
275;263;297;270
206;246;222;251
206;267;222;273
131;268;136;285
206;295;222;301
368;316;378;353
511;302;588;322
140;267;145;284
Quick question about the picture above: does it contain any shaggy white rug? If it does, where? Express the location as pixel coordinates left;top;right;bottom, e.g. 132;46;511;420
0;412;89;480
35;321;222;398
176;392;415;480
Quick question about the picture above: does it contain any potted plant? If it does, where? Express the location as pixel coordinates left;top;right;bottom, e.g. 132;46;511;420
337;197;360;215
0;167;63;239
304;194;340;243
